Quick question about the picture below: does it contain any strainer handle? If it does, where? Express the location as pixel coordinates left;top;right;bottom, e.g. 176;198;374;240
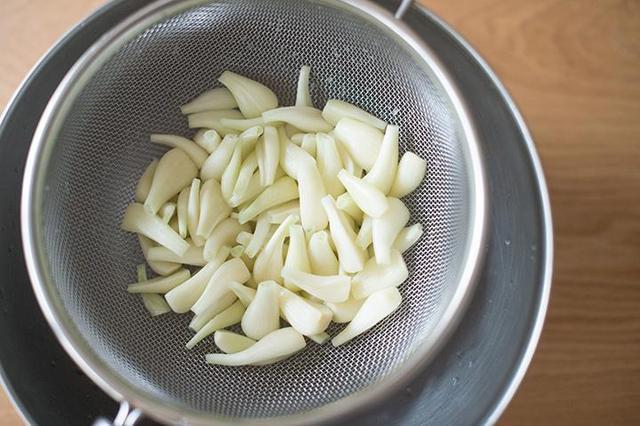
93;401;143;426
394;0;414;19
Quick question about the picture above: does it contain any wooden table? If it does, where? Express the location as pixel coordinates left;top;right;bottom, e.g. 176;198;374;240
1;0;638;424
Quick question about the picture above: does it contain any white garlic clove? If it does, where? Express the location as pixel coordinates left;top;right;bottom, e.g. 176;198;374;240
316;133;345;198
144;148;197;214
135;159;158;203
202;217;250;261
127;269;190;294
147;244;205;266
333;117;383;171
200;134;239;181
351;249;408;300
389;152;427;198
279;286;332;336
241;281;281;340
372;197;410;264
320;195;367;273
187;109;244;135
196;179;232;239
150;134;209;168
283;224;311;291
238;176;298;224
214;330;256;353
295;65;312;108
263;106;332;133
121;203;190;256
337;170;389;218
393;223;424;253
191;258;251;316
362;125;399;194
193;129;221;154
137;235;180;276
280;268;350;303
321;99;387;130
180;87;238;114
186;300;245;349
218;71;278;118
307;230;339;276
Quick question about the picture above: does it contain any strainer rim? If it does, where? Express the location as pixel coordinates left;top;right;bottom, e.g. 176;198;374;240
21;0;487;424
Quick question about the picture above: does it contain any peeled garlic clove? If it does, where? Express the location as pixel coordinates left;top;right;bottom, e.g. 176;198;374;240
159;202;176;224
221;145;242;202
335;138;363;178
336;192;364;224
203;217;250;261
187;109;244;135
333;118;383;171
193;129;221;154
294;158;328;233
321;99;387;130
147;244;205;266
283;224;311;291
393;223;424;253
144;148;197;214
192;258;251;315
228;281;257;306
205;327;305;366
308;332;330;344
150;134;209;169
351;249;408;300
196;179;232;239
186;300;245;349
127;269;190;294
372;197;410;264
200;134;239;181
230;245;244;258
301;134;317;157
338;170;389;218
252;215;297;283
236;231;252;247
186;179;205;247
356;215;373;250
218;71;278;118
220;116;265;131
138;235;180;276
180;87;238;114
263;107;332;133
135;159;158;203
316;133;345;197
279;286;331;335
279;132;314;179
389;152;427;198
325;297;365;323
256;126;280;186
229;171;265;207
331;287;402;346
238;176;298;224
189;291;237;331
241;281;281;340
362;125;399;194
290;133;304;146
176;187;189;238
295;65;312;107
164;246;230;313
244;214;271;258
141;294;171;317
237;126;264;157
231;151;258;203
214;330;256;353
307;230;339;275
320;195;367;273
264;200;300;224
122;203;190;256
281;268;350;303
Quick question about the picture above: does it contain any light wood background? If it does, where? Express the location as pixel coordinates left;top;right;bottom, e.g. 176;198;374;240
1;0;638;424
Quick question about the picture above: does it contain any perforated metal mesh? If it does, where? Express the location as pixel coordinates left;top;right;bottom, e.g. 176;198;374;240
38;0;470;420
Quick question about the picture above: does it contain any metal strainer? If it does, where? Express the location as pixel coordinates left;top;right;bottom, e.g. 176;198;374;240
21;0;486;424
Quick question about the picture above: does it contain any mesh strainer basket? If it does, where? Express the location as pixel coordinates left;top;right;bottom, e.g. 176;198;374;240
21;0;486;424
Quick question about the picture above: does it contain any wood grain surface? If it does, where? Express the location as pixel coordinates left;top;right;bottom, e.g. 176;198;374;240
1;0;638;424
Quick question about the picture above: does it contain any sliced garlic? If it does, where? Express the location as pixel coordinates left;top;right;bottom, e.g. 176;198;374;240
241;281;281;340
205;327;305;366
351;249;408;300
295;65;312;107
150;134;209;168
238;176;298;224
307;230;339;275
372;197;410;264
191;258;251;315
281;268;350;303
180;87;238;114
321;99;386;130
283;224;311;291
362;125;398;194
389;152;427;198
121;203;190;256
218;71;278;118
144;148;197;214
187;109;244;135
135;159;157;203
147;244;205;266
196;179;232;239
316;133;345;197
263;106;332;133
393;223;424;253
331;287;402;346
200;134;239;181
333;117;383;171
337;170;389;218
279;286;332;335
127;269;190;294
164;246;230;313
320;195;367;273
203;217;250;261
137;235;180;276
193;129;221;154
186;300;245;349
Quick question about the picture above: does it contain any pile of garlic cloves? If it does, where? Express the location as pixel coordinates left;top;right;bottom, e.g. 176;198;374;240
122;66;426;366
